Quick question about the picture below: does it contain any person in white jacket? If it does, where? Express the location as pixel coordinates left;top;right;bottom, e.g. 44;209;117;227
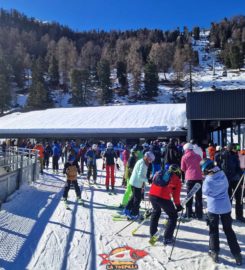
123;151;155;220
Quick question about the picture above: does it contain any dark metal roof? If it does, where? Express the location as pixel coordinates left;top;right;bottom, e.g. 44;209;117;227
187;89;245;120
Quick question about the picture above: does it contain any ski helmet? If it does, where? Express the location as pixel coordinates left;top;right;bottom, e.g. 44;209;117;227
107;142;113;149
142;142;149;148
183;143;193;151
92;144;97;150
216;145;221;151
169;164;181;177
200;158;214;174
144;151;155;162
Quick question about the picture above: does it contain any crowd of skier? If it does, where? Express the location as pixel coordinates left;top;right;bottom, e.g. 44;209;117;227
0;137;244;265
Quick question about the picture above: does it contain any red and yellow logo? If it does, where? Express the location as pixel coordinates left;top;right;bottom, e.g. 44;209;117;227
99;245;148;269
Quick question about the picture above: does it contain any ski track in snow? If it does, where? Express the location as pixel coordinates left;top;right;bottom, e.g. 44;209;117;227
0;159;244;270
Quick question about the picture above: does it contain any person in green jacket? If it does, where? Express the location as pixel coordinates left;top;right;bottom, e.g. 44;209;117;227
119;149;138;208
123;151;155;220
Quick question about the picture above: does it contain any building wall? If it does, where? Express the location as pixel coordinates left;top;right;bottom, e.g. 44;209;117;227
187;90;245;120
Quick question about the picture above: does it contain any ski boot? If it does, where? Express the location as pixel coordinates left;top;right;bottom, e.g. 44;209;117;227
208;250;219;263
234;253;242;266
163;238;174;246
77;197;84;206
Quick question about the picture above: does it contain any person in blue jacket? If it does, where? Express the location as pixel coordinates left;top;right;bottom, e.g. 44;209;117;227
52;141;61;173
201;158;242;266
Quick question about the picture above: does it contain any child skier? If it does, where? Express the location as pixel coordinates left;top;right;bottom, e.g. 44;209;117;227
149;164;182;245
201;158;242;265
63;153;82;205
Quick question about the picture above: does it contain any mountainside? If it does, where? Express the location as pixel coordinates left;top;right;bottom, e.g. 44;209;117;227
16;31;245;109
0;9;244;113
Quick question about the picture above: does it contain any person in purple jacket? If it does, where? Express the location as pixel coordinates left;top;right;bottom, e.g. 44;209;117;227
201;158;242;266
181;143;203;219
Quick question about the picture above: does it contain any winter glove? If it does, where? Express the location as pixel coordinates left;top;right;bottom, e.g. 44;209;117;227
116;163;120;170
176;204;184;212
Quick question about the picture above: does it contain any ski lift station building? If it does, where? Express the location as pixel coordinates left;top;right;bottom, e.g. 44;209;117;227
0;89;245;148
0;103;187;142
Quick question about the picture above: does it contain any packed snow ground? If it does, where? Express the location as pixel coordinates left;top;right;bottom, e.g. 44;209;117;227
0;159;244;270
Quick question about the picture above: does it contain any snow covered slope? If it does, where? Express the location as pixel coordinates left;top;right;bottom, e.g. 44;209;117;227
0;159;244;270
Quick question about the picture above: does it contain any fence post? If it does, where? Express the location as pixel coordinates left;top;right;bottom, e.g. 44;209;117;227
32;151;38;182
18;154;23;189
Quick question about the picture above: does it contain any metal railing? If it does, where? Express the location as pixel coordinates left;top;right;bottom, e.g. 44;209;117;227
0;146;40;203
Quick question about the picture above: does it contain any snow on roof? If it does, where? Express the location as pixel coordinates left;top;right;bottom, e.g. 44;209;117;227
0;104;187;136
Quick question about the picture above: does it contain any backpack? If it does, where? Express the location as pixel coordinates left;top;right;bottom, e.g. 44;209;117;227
153;169;172;187
66;165;78;180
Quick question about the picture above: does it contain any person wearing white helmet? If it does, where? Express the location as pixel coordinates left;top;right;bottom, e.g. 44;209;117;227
181;142;203;219
123;151;155;220
103;142;118;192
214;145;222;168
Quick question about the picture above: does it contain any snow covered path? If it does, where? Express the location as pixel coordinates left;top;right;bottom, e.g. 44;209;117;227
0;159;244;270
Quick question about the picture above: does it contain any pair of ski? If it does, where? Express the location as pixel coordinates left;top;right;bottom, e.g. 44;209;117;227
113;183;201;241
62;198;84;210
149;183;201;246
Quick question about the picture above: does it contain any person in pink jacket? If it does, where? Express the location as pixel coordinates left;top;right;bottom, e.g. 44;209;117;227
121;146;130;186
181;143;203;219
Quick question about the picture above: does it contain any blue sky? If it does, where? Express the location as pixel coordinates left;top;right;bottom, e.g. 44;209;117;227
0;0;245;32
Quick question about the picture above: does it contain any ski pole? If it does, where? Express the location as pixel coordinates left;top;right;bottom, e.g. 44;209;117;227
231;173;244;200
168;209;184;261
241;173;245;204
132;209;152;235
114;219;136;236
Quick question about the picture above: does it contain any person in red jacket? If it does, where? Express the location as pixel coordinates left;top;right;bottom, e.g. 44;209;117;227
33;141;45;174
207;143;216;161
149;164;182;245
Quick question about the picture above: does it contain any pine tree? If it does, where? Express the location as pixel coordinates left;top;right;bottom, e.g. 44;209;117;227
0;60;11;115
26;58;53;110
70;69;89;106
230;44;243;69
97;59;111;104
193;27;200;40
48;55;59;87
144;61;158;98
116;61;128;92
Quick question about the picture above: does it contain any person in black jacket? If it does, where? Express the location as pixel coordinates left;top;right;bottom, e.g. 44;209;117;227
164;138;180;166
151;140;162;176
44;142;52;169
221;143;244;222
